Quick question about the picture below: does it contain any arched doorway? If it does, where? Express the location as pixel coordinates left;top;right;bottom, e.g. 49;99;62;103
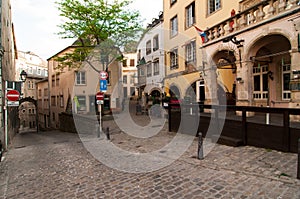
212;49;237;105
249;34;291;107
185;82;197;103
19;97;38;132
169;85;181;100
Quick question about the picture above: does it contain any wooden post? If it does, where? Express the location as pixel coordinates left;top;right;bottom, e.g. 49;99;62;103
242;109;247;145
283;110;290;152
297;138;300;179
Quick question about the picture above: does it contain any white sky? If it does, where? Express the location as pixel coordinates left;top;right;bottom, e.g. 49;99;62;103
11;0;163;60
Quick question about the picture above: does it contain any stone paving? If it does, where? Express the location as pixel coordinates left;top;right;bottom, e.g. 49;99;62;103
0;107;300;198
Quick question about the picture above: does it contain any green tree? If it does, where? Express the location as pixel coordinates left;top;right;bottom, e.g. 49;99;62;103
55;0;143;72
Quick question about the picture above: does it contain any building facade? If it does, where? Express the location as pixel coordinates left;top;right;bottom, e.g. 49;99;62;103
15;51;47;131
137;12;165;106
163;0;300;108
45;44;122;129
122;53;138;99
1;0;18;149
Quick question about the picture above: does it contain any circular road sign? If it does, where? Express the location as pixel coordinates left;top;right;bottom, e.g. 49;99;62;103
7;90;20;101
96;92;104;100
100;71;108;80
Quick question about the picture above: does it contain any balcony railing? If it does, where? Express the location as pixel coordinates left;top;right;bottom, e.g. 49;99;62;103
203;0;300;45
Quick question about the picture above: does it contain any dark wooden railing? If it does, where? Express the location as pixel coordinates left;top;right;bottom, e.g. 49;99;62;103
168;103;300;153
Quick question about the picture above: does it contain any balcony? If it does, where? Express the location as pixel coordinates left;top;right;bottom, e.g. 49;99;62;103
203;0;300;45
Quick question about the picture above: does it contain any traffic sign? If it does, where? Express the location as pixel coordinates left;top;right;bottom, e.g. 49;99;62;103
100;71;108;80
96;91;104;100
100;80;107;92
7;90;20;101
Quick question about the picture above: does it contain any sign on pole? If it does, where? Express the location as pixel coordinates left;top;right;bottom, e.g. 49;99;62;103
7;90;20;101
100;80;107;92
100;71;108;80
96;91;104;100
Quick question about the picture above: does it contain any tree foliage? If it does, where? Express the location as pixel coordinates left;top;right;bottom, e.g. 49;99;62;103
55;0;143;71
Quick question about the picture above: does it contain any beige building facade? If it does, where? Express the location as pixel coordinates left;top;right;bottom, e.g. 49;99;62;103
45;45;122;129
163;0;300;108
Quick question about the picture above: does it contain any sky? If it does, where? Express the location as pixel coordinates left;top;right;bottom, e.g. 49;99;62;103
11;0;163;60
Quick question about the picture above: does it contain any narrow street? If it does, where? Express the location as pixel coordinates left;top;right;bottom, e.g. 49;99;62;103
0;104;300;198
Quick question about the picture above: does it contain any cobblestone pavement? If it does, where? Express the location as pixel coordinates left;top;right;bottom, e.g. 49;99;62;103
0;108;300;198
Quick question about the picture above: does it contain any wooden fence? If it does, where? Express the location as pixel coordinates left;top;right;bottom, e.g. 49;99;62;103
168;104;300;153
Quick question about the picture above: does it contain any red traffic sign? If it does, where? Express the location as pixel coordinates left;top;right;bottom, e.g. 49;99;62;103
7;90;20;101
100;71;108;80
96;91;104;100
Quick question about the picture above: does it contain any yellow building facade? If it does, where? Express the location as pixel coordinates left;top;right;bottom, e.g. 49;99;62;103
163;0;300;108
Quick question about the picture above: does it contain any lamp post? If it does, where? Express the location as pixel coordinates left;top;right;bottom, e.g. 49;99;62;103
20;70;27;98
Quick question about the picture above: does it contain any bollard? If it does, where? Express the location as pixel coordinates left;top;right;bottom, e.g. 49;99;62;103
97;124;100;138
297;138;300;180
106;127;110;140
198;132;204;160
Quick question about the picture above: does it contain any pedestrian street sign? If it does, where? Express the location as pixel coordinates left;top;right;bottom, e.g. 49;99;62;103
100;79;107;92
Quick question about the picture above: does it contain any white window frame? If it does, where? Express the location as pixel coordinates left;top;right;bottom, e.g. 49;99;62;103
170;48;178;70
153;59;159;76
253;64;269;100
185;40;196;64
186;2;195;28
146;62;152;77
153;35;159;52
208;0;221;15
282;64;291;100
75;71;86;85
170;15;178;37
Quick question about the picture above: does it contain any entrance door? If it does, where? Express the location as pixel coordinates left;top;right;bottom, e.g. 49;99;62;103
89;95;96;114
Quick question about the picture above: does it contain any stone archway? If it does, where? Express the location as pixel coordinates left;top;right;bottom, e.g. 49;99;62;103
248;34;291;107
212;49;237;105
19;97;38;132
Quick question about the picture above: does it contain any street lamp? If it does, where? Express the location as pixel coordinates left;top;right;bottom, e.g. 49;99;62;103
20;70;27;82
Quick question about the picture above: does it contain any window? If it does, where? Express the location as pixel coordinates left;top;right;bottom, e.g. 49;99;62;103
170;0;177;6
147;62;152;77
253;64;269;99
60;95;64;107
146;40;151;55
76;96;86;111
123;59;127;67
186;2;195;28
208;0;221;15
123;75;127;84
37;69;41;75
185;40;196;64
282;63;291;100
170;15;178;37
139;67;145;76
153;35;159;51
129;59;135;66
51;96;56;106
153;59;159;76
75;71;86;85
38;89;42;97
56;78;59;86
44;88;48;97
170;48;178;70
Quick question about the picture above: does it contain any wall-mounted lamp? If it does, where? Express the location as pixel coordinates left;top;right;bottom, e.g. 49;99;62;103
292;70;300;79
223;36;244;68
222;36;244;48
267;71;274;80
236;77;244;83
20;70;27;82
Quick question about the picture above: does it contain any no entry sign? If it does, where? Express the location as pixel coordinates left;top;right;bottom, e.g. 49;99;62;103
7;90;20;101
96;92;104;100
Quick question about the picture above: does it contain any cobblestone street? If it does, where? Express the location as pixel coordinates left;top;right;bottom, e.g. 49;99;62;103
0;109;300;198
